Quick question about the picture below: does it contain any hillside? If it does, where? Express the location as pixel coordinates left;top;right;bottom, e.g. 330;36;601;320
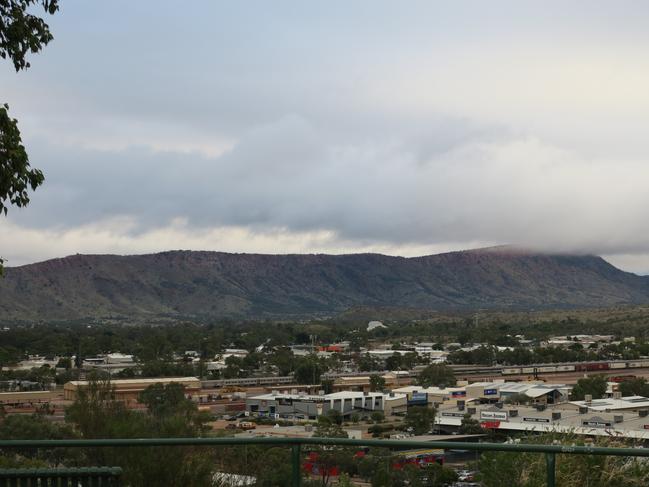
1;247;649;321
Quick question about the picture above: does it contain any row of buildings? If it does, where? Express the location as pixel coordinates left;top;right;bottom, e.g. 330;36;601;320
243;380;569;421
242;379;649;440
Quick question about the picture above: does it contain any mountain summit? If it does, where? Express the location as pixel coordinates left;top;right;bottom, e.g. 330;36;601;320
1;247;648;321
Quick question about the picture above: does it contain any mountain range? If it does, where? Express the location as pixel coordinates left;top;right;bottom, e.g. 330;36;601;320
1;247;648;321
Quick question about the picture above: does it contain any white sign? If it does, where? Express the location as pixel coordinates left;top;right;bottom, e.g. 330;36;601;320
480;411;508;421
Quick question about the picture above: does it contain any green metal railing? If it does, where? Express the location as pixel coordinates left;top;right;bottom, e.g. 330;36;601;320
2;437;649;487
0;467;122;487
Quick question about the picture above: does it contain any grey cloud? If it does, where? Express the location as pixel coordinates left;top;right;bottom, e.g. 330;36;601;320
11;112;649;261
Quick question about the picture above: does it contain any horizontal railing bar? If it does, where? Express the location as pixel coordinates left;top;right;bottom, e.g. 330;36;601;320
1;437;648;457
0;467;122;477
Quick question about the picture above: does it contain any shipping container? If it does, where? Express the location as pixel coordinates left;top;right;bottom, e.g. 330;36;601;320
538;366;557;373
609;362;627;369
556;365;575;372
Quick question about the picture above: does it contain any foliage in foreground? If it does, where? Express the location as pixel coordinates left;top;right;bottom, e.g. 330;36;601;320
64;379;214;487
479;433;649;487
1;0;59;273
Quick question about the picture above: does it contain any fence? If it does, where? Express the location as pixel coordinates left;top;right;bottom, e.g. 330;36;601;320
2;437;649;487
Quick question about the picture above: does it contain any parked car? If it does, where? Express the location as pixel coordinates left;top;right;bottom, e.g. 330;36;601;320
457;470;476;481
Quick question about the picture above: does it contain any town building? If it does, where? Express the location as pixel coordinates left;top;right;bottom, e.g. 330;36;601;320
245;390;407;420
63;377;201;403
392;385;467;407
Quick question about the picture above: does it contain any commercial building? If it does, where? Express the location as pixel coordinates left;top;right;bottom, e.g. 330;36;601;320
433;393;649;440
82;353;137;373
567;395;649;413
392;386;467;407
324;391;407;417
246;392;324;420
331;372;411;392
498;382;569;405
63;377;201;403
245;390;407;420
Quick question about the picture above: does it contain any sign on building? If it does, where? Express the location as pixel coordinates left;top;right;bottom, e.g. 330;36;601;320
480;411;508;421
523;417;550;423
582;419;612;428
483;388;498;396
441;412;466;418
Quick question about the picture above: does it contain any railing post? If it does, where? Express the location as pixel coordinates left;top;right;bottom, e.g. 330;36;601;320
545;452;556;487
291;443;301;487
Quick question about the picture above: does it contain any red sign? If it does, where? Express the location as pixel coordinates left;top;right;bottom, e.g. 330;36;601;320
481;421;501;429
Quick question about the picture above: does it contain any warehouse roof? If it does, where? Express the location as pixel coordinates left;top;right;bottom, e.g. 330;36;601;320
570;396;649;411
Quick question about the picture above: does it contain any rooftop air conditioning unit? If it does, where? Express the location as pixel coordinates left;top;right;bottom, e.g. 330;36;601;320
536;404;546;412
585;394;593;404
318;390;325;396
552;412;561;421
579;407;588;414
509;409;518;417
467;407;476;415
639;410;649;417
495;402;503;409
614;415;624;423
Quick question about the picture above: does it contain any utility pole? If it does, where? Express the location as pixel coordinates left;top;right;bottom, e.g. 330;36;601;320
310;335;317;385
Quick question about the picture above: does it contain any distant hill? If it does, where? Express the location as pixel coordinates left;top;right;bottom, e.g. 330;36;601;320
1;247;649;321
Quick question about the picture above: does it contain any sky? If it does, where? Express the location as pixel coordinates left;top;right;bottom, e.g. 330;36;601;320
2;1;649;273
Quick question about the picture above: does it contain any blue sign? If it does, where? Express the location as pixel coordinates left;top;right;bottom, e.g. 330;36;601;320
484;388;498;396
412;393;427;402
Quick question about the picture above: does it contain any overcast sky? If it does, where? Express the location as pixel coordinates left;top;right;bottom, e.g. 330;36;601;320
2;1;649;272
